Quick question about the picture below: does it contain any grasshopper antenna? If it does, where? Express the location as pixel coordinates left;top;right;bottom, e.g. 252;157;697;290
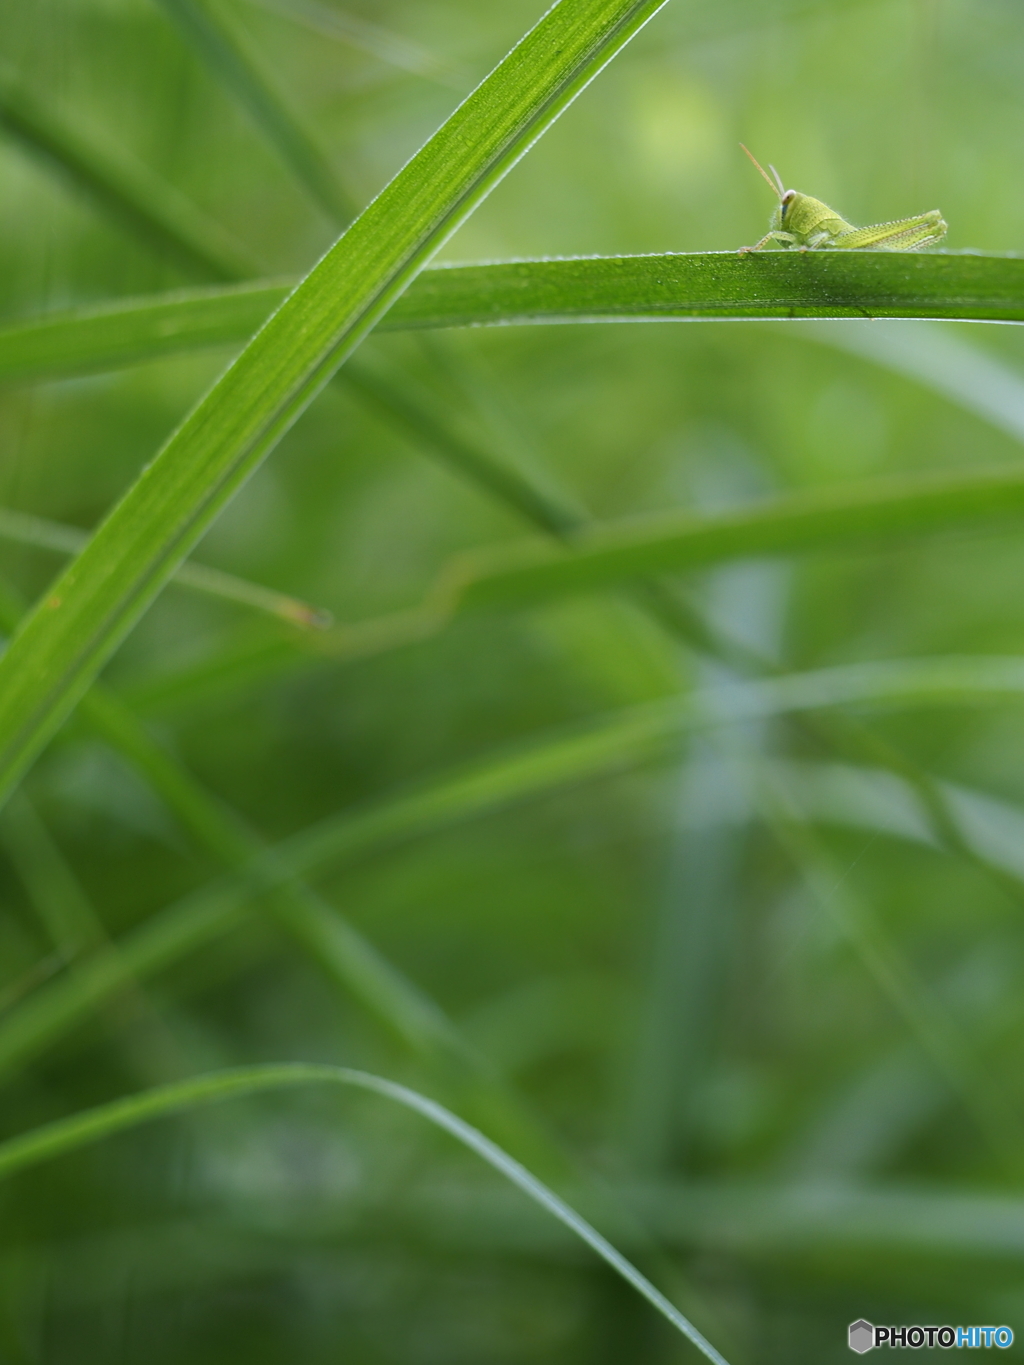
739;143;781;199
767;163;786;197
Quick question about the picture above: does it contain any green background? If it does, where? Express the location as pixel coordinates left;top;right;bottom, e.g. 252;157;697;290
2;0;1024;1360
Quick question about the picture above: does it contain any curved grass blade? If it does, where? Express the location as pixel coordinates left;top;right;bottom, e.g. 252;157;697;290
0;1063;729;1364
156;0;355;224
0;506;328;629
441;464;1024;614
0;63;257;281
0;0;674;811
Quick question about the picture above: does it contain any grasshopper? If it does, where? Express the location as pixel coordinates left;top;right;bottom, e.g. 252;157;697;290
738;144;946;253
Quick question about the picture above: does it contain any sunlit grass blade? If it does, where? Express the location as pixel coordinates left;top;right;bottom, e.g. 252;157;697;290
156;0;355;224
442;465;1024;614
0;0;674;811
0;1063;730;1364
0;506;328;628
0;63;257;281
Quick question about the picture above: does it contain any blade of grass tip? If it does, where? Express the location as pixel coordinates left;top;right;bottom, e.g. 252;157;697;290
0;0;675;812
0;1063;731;1365
0;62;257;282
0;506;329;629
122;599;445;718
754;761;1023;1175
241;0;469;89
156;0;356;225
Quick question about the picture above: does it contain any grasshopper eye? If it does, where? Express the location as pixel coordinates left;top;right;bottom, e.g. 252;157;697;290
779;189;796;218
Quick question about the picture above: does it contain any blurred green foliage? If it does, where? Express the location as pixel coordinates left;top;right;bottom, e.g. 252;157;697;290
2;0;1024;1361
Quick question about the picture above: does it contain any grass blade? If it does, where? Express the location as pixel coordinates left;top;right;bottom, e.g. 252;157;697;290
0;1063;730;1364
7;651;1024;1082
387;251;1024;326
0;0;673;810
243;0;468;88
799;320;1024;447
0;283;293;385
156;0;355;224
0;506;328;628
443;465;1024;614
7;251;1024;392
0;793;107;959
0;63;257;281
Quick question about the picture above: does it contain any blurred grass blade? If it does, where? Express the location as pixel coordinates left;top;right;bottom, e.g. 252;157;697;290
0;1063;730;1364
343;353;582;536
0;793;107;958
8;651;1024;1081
0;283;293;385
243;0;469;88
0;0;674;810
800;320;1024;446
0;506;328;628
754;762;1021;1171
0;63;257;281
156;0;355;224
443;465;1024;614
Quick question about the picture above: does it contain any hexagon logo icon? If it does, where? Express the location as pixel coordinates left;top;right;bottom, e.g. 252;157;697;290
848;1320;874;1354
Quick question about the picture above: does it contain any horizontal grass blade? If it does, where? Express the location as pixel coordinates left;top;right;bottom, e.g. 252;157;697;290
0;283;293;384
6;251;1024;390
385;251;1024;326
0;0;673;811
441;465;1024;613
0;1063;729;1364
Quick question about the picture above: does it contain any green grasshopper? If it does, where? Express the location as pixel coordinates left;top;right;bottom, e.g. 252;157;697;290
738;144;946;253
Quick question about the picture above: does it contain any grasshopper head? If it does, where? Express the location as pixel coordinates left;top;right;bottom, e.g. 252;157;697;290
776;188;797;223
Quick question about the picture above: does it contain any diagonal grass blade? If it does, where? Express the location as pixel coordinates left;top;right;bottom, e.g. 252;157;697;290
0;0;674;811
